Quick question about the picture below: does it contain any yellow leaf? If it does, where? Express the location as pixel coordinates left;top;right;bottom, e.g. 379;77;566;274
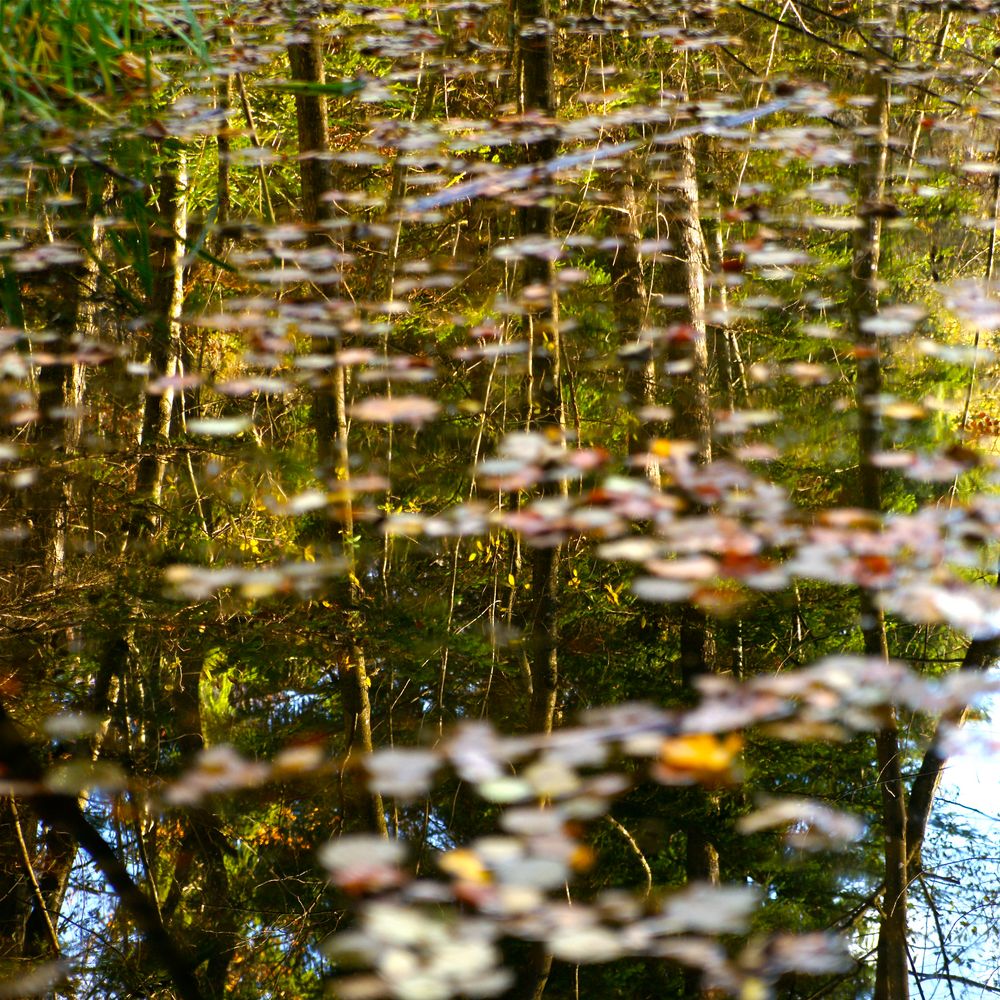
508;573;516;588
659;733;743;776
438;848;491;884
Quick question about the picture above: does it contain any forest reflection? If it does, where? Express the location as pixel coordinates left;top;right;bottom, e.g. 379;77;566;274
2;1;1000;998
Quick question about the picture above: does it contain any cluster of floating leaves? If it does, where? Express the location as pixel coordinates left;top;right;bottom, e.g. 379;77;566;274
152;656;1000;996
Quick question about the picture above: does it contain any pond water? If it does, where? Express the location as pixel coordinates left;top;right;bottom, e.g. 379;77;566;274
2;1;1000;998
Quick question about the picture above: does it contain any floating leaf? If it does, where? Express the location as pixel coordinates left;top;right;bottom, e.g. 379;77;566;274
187;416;253;436
0;961;70;999
738;797;865;849
351;396;441;425
654;733;743;784
319;836;408;893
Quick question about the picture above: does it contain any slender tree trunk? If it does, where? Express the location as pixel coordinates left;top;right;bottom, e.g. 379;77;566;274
211;75;232;256
0;799;30;961
667;136;711;467
66;209;103;454
513;0;563;740
662;135;713;695
130;150;188;540
661;132;724;1000
711;218;746;410
31;172;91;582
608;127;719;1000
156;648;239;998
286;25;387;837
609;166;656;464
287;36;331;234
849;35;909;999
505;0;561;995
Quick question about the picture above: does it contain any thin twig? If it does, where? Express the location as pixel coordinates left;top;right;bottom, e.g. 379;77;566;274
607;816;653;898
918;874;957;1000
9;797;61;955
